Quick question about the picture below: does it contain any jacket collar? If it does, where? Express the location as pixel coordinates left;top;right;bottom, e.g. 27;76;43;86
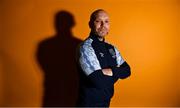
89;32;105;43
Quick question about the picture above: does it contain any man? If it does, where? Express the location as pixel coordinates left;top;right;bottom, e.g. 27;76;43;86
76;9;131;107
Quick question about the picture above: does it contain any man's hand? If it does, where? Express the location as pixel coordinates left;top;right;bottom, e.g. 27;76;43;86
102;68;113;76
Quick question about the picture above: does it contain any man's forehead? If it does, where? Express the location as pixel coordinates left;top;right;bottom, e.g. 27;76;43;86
89;9;109;23
94;11;109;18
95;10;108;15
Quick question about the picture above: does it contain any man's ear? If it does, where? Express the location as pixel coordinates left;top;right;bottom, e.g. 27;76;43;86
89;21;92;29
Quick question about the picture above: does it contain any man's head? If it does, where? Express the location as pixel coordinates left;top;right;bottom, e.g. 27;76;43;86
89;9;110;38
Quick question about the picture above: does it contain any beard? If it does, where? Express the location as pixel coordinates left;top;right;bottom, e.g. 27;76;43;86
96;27;109;37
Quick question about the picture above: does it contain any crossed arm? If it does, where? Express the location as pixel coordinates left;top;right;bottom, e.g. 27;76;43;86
79;45;131;89
87;61;131;89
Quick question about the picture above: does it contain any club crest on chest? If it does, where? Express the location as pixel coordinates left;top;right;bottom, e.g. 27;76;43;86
109;48;116;58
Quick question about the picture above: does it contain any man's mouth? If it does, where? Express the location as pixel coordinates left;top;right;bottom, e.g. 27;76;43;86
98;28;107;32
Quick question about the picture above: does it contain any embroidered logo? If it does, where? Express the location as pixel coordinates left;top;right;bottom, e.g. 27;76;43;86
99;52;104;57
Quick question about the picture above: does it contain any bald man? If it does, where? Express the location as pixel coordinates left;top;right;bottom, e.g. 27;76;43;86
76;9;131;107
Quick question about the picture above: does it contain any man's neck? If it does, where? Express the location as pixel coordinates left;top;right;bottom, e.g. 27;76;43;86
90;32;105;42
97;37;104;41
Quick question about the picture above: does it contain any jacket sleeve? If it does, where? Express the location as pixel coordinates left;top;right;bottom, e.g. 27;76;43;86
78;44;114;89
111;47;131;83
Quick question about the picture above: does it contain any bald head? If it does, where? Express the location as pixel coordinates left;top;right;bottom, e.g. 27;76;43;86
89;9;108;24
89;9;110;38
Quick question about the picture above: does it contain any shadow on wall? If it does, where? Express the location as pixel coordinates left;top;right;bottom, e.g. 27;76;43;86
36;11;82;107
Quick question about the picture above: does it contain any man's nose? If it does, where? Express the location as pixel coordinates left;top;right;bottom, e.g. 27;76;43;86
100;22;105;26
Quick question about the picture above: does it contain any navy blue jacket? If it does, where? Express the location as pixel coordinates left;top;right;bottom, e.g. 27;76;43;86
77;33;131;107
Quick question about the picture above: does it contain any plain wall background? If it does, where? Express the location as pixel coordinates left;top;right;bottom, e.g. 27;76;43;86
0;0;179;107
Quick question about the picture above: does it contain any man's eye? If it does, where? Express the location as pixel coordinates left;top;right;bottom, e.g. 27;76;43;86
105;21;109;23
